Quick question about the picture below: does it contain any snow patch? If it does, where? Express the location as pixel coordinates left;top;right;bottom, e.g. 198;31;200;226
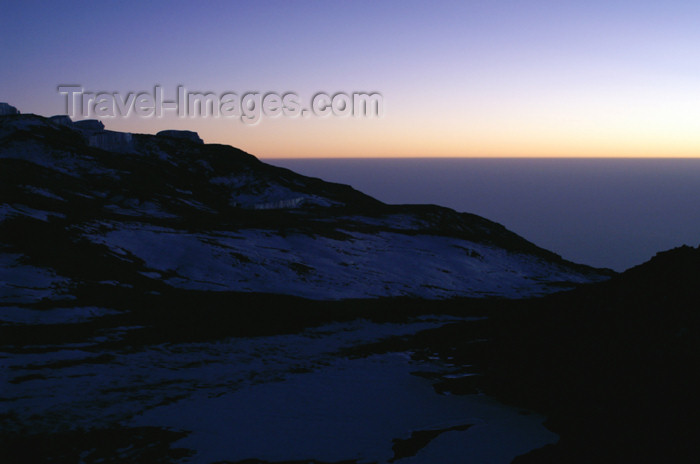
84;222;592;300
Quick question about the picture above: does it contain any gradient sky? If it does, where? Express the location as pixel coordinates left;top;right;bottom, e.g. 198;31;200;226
2;0;700;158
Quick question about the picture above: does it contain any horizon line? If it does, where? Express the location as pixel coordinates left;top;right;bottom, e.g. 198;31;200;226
260;155;700;160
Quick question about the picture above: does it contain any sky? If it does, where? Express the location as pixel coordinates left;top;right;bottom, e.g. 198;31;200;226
2;0;700;158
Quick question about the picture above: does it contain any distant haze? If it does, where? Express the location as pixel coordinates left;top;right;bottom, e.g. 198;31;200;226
266;158;700;271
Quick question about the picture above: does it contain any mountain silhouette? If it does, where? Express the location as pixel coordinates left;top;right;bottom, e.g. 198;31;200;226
1;108;609;304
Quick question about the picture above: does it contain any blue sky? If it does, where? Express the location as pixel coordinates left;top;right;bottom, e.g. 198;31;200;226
3;0;700;157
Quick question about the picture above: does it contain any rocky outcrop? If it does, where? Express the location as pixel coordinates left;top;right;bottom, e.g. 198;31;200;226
87;130;134;153
156;130;203;144
0;103;20;116
69;119;133;152
73;119;105;134
49;115;73;126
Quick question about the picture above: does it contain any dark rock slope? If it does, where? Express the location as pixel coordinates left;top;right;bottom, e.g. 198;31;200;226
393;245;700;463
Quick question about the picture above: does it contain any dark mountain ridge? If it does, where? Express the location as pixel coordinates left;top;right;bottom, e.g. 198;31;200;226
384;245;700;463
1;110;610;303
